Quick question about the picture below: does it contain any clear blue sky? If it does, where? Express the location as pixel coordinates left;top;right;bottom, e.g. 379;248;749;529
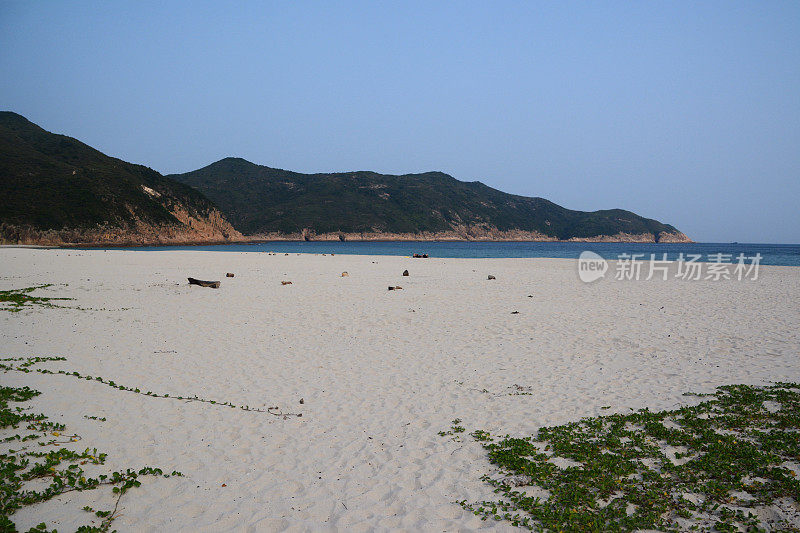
2;1;798;243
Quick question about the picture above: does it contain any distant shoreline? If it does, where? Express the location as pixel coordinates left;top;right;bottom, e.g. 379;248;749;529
20;241;795;267
9;228;690;248
53;237;691;249
3;240;797;248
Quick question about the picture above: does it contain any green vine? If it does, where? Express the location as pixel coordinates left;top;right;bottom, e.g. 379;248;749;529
453;382;800;531
0;286;72;313
0;383;182;532
1;357;301;419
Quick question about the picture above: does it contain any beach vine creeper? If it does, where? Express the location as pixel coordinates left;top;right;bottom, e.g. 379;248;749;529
457;382;800;532
0;383;183;532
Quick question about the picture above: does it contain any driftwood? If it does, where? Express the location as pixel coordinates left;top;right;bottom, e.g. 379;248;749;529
188;278;220;288
281;281;293;285
388;286;403;290
226;273;235;277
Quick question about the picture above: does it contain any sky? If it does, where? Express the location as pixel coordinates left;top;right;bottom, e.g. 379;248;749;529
1;1;798;243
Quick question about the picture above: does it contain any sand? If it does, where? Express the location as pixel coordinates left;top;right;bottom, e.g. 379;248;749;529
1;248;799;532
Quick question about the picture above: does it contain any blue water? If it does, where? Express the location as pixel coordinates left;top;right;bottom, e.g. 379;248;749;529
91;241;800;266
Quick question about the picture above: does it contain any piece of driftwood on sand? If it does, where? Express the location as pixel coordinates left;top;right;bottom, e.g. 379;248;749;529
188;277;220;289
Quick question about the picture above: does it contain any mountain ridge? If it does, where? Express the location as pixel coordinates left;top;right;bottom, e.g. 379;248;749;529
0;112;690;245
168;157;691;243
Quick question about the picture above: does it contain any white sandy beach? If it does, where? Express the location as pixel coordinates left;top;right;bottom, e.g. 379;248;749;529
1;248;799;532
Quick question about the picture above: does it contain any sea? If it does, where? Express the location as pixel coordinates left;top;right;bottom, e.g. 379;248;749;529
92;241;800;267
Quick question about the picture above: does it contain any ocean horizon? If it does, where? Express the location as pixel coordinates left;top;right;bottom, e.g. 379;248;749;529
77;241;800;266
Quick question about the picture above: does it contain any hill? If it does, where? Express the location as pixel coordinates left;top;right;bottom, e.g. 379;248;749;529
0;112;240;245
168;157;690;242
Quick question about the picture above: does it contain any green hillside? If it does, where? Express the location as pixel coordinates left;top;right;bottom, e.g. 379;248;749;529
0;111;688;243
0;112;236;243
169;157;687;240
